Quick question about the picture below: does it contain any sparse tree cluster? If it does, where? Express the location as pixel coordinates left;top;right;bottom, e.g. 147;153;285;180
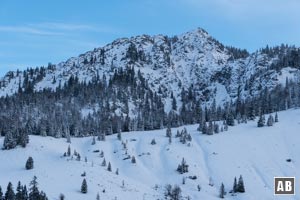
0;176;48;200
177;158;189;174
164;184;182;200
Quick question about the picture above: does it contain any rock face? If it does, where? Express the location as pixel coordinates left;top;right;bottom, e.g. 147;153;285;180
0;27;299;112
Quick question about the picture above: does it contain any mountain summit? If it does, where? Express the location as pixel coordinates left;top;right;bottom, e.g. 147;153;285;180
0;28;299;140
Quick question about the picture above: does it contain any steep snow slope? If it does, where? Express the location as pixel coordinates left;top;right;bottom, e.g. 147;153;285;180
0;109;299;199
0;28;299;112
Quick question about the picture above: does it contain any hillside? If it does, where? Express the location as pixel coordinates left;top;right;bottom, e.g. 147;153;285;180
0;28;300;145
0;109;299;199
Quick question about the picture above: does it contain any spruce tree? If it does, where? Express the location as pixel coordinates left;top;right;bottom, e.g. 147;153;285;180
150;138;156;145
257;115;265;127
39;191;48;200
237;175;245;193
25;157;34;170
21;185;28;200
3;131;17;150
96;192;100;200
201;122;208;134
5;182;15;200
226;112;235;126
117;132;122;141
29;176;40;200
67;145;71;157
91;136;96;145
0;186;3;200
267;115;274;126
131;156;136;163
166;126;172;138
275;112;279;122
233;177;237;193
59;193;65;200
107;162;112;171
101;158;106;167
219;183;225;198
81;179;88;194
15;181;23;200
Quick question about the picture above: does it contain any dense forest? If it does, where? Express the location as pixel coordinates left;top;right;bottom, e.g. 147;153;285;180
1;53;300;149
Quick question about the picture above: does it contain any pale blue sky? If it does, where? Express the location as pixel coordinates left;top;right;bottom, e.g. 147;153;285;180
0;0;299;76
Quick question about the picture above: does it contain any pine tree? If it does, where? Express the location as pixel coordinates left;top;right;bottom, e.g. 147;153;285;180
3;131;17;150
257;115;265;127
25;157;34;170
117;132;122;141
150;138;156;145
59;193;65;200
107;162;112;171
166;126;172;138
101;158;106;167
267;115;274;126
208;121;213;135
67;145;71;157
201;121;208;134
96;192;100;200
0;186;3;200
21;185;28;200
237;175;245;193
171;185;182;200
39;191;48;200
131;156;136;164
29;176;40;200
81;179;88;194
91;136;96;145
5;182;15;200
275;112;279;122
15;181;23;200
226;112;235;126
219;183;225;198
233;177;237;193
66;131;71;143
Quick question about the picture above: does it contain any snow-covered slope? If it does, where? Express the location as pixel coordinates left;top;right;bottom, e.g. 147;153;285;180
0;28;299;110
1;109;299;199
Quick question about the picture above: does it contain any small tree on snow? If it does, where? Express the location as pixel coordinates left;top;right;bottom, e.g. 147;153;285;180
81;179;87;194
275;112;279;122
151;138;156;145
257;115;265;127
267;115;274;126
166;126;172;138
59;193;65;200
177;158;188;174
117;132;122;141
26;156;34;170
237;175;245;193
131;156;136;164
233;177;238;193
0;186;3;199
96;192;100;200
102;158;106;167
107;162;112;172
91;136;96;145
67;145;71;157
219;183;225;198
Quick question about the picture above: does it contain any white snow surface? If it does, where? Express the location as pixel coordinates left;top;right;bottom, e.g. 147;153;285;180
0;109;300;199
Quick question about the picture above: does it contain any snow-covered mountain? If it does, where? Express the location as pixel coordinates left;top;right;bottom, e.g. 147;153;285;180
0;109;299;200
1;28;299;110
